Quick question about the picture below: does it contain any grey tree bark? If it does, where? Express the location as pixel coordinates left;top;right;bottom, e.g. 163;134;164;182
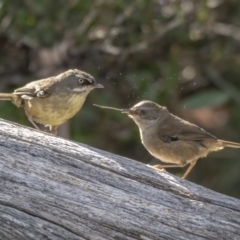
0;119;240;240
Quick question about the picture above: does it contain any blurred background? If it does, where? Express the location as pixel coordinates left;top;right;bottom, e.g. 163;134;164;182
0;0;240;197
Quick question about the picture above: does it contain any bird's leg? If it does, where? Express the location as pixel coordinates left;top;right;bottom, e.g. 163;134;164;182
182;160;197;179
27;116;40;130
49;126;58;136
151;161;197;179
151;163;187;169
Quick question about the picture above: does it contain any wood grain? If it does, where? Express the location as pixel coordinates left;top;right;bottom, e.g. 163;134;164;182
0;119;240;240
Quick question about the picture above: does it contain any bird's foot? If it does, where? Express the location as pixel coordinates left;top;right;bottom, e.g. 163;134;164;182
147;164;164;170
49;126;58;136
153;164;164;170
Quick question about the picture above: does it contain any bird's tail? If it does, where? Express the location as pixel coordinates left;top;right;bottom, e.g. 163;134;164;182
220;140;240;148
0;93;13;101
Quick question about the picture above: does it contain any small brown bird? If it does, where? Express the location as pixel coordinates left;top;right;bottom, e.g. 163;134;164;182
94;100;240;178
0;69;103;135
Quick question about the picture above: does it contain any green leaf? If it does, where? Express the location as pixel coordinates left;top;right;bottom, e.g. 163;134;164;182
181;90;229;109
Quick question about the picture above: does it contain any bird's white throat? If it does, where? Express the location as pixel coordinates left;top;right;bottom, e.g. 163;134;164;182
70;87;88;93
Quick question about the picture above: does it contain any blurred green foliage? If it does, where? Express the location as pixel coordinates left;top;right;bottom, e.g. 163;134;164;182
182;89;230;108
1;0;240;197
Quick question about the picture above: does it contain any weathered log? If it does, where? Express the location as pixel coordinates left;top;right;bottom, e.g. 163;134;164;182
0;119;240;240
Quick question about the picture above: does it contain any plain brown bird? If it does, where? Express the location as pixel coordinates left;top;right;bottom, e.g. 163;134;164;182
94;100;240;178
0;69;103;135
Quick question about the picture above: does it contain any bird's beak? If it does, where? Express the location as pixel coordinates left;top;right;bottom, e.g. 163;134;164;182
93;83;104;88
121;109;134;115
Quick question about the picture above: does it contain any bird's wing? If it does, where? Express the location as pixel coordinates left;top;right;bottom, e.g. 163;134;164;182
158;116;216;143
14;80;52;100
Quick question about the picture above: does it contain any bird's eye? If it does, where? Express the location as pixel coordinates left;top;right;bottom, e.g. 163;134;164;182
79;79;84;84
140;110;147;115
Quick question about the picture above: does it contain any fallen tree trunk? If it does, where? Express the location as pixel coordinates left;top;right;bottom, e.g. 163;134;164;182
0;119;240;240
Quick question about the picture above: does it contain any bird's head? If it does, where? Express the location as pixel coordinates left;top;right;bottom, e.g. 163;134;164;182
122;100;168;130
57;69;103;95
